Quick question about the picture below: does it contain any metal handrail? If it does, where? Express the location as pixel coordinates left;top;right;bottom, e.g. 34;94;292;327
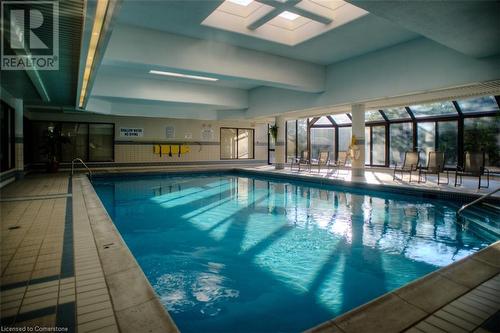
457;187;500;216
71;158;93;180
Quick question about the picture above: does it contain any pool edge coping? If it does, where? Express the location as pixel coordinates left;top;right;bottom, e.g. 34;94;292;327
84;169;500;333
76;174;180;333
305;241;500;333
89;167;500;204
236;168;500;203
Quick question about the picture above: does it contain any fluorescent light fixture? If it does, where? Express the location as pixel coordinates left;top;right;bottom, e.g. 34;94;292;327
279;11;299;20
79;0;109;108
149;70;219;82
227;0;253;6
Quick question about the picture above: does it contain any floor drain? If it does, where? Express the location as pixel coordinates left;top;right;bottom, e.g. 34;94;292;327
103;243;114;249
8;226;20;230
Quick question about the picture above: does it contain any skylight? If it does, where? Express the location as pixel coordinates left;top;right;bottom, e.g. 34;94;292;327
457;96;499;113
409;101;456;118
331;114;351;125
279;11;300;21
311;116;333;125
227;0;253;6
202;0;368;46
382;107;410;120
149;70;218;82
365;110;384;122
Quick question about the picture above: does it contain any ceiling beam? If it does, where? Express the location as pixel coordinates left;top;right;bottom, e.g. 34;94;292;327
91;72;249;109
103;24;326;93
287;7;332;25
247;8;282;30
248;0;332;30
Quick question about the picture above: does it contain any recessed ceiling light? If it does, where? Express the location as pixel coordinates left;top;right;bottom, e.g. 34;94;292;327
279;11;300;20
79;0;109;108
149;70;219;82
227;0;253;6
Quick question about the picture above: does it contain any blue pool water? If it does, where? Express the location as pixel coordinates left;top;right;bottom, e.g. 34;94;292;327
93;172;493;333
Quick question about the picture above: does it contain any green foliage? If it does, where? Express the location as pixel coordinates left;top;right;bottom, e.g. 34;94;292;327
464;116;500;166
269;124;278;141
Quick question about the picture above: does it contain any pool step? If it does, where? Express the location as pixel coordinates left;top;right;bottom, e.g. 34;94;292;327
457;203;500;242
459;212;500;242
462;205;499;224
483;202;500;212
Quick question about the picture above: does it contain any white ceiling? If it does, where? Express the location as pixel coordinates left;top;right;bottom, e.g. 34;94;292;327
84;0;500;120
116;0;420;65
347;0;500;58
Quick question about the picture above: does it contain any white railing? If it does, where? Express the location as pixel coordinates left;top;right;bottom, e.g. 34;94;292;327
71;158;93;180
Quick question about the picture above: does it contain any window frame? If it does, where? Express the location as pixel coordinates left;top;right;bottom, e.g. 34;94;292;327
219;127;255;160
0;100;16;172
28;120;115;163
269;96;499;168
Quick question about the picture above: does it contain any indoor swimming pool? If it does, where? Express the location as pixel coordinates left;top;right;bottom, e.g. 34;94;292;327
93;172;495;333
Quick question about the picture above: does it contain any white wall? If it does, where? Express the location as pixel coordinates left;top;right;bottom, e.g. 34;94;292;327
27;112;269;166
247;38;500;118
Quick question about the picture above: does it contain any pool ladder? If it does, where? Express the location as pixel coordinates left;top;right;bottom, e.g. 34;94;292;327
457;187;500;217
71;158;93;181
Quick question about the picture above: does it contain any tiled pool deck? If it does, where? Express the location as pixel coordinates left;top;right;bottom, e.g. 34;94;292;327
1;169;499;332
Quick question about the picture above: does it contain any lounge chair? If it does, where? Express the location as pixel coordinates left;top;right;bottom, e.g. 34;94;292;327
418;151;449;185
310;151;330;173
393;151;419;182
454;151;490;189
290;151;310;172
331;151;349;176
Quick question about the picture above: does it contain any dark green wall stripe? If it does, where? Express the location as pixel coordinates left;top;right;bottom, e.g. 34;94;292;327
30;160;267;169
115;140;219;146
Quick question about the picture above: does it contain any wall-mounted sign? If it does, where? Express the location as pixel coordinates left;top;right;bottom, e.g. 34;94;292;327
120;127;144;137
201;124;214;141
166;126;175;139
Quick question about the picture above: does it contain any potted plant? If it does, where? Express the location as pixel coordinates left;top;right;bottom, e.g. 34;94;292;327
269;124;278;141
41;125;70;172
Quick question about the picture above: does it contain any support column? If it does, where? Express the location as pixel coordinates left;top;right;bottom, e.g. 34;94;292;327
14;98;24;179
351;104;365;177
274;116;286;170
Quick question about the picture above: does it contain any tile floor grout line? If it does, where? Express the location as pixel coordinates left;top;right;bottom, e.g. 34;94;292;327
17;199;58;323
0;193;72;202
1;199;41;277
405;274;500;333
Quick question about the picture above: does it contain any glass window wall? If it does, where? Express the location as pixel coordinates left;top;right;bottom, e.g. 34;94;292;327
310;128;334;160
417;122;436;166
464;117;500;166
297;119;308;157
286;120;296;160
372;126;386;165
390;123;413;165
437;121;458;167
